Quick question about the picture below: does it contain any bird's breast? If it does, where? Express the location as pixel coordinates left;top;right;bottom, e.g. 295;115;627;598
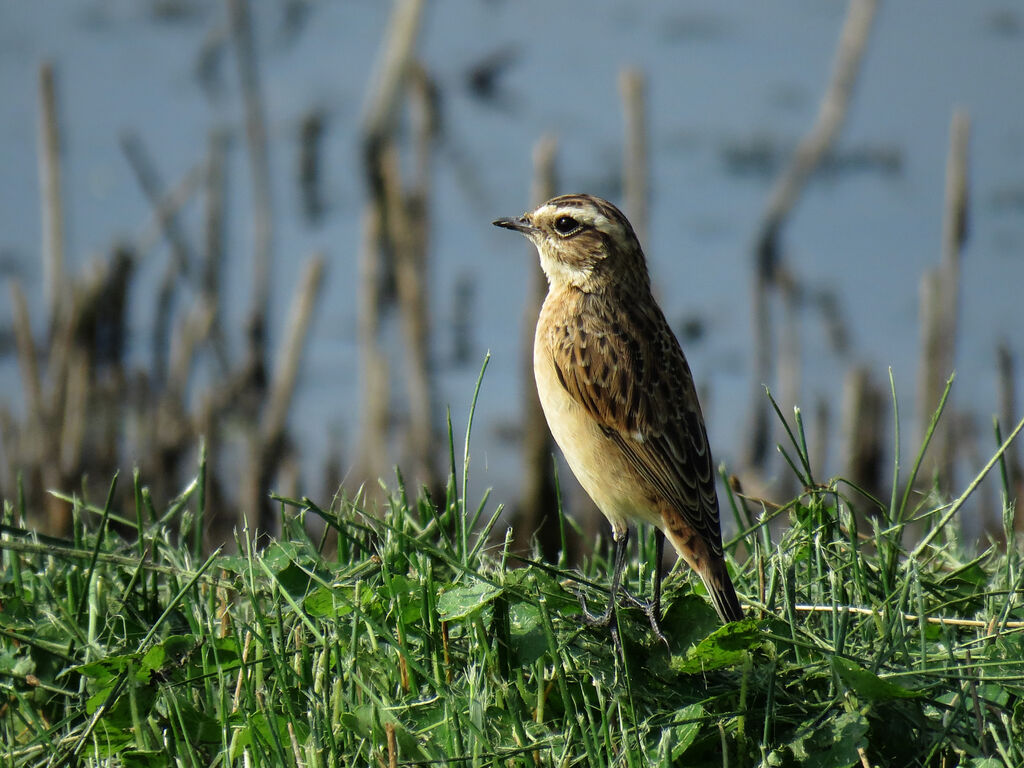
532;308;662;532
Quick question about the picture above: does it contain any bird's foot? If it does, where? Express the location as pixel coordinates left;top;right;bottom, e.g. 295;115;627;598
578;589;668;649
577;590;614;628
621;589;669;647
576;591;625;660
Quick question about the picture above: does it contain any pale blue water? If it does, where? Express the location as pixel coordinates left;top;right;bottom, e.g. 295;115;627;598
1;1;1022;512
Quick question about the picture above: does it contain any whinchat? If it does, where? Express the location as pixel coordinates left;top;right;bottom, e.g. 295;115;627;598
494;194;743;637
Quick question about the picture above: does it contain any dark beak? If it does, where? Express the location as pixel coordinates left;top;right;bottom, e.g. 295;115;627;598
492;215;537;235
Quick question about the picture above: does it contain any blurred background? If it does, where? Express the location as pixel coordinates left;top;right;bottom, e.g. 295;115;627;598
1;0;1022;553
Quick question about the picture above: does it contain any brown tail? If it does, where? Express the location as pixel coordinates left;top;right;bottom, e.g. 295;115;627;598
661;513;744;623
700;557;743;623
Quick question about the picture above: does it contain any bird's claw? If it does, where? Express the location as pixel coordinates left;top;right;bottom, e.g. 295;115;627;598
641;602;669;648
576;588;668;648
621;588;668;647
577;591;614;628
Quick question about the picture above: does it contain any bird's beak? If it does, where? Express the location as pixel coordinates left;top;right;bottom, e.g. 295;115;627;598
492;215;538;236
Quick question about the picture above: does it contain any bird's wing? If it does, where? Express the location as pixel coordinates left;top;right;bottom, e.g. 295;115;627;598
548;296;724;555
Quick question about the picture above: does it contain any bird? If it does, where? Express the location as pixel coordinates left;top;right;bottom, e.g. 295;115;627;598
493;193;743;641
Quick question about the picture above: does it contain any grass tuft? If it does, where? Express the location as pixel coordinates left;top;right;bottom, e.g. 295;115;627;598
2;390;1024;766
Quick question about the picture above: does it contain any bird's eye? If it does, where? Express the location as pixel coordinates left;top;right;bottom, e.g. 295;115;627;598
553;216;581;236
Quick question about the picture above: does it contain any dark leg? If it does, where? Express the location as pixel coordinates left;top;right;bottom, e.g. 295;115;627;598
648;530;668;645
580;528;629;628
621;528;668;645
579;528;630;659
579;528;668;649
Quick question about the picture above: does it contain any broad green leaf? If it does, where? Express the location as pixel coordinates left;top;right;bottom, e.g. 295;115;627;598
671;619;761;673
508;602;547;665
436;581;502;620
831;656;921;701
660;594;720;648
216;555;249;574
76;654;134;684
666;702;704;760
85;684;118;715
304;585;355;617
140;644;166;672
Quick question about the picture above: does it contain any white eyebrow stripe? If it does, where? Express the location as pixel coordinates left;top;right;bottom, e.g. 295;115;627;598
552;205;595;221
569;209;621;238
531;200;627;240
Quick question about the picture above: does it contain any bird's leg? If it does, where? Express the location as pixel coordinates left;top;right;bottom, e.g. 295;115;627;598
647;530;668;645
579;528;667;649
653;529;664;616
579;528;629;628
620;529;668;646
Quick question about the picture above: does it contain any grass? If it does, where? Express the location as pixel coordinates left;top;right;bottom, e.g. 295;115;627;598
2;376;1024;767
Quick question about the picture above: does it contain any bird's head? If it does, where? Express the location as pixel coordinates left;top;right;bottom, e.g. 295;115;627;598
493;194;649;294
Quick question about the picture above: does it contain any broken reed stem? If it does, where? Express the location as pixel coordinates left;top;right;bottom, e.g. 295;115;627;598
355;193;390;492
121;131;196;279
840;365;885;512
5;10;328;546
9;283;44;443
202;130;231;373
133;162;204;261
409;64;437;191
381;141;435;492
166;302;216;402
59;349;89;477
619;67;648;249
361;0;425;141
245;254;326;534
355;0;425;493
746;0;878;472
996;342;1022;525
794;604;1024;630
228;0;275;535
940;110;970;289
916;109;970;494
755;0;879;244
390;65;440;494
228;0;274;370
299;108;326;224
9;279;69;533
262;255;326;451
44;275;84;435
122;132;201;389
152;258;180;391
118;137;207;394
202;132;227;301
519;134;562;563
37;61;65;333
